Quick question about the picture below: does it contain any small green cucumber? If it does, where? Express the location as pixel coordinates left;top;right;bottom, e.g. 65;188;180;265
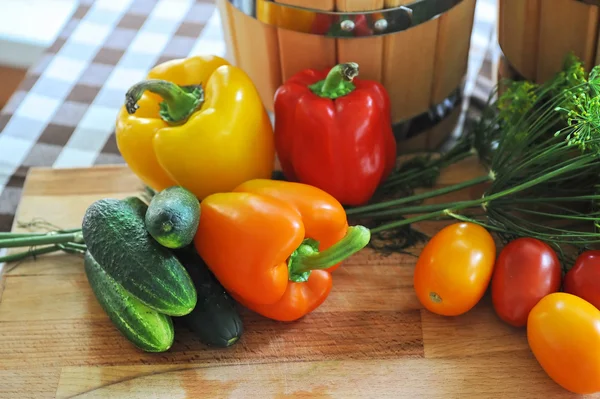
82;197;197;316
84;251;174;352
145;186;200;249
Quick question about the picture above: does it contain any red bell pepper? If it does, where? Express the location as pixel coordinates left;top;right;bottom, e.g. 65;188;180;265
273;62;397;206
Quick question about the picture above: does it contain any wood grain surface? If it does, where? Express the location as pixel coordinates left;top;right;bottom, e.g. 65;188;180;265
0;162;597;398
382;0;438;123
498;0;600;83
537;0;599;83
498;0;541;82
275;0;336;83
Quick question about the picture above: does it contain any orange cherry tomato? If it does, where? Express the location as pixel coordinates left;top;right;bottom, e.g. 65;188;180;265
413;222;496;316
527;292;600;394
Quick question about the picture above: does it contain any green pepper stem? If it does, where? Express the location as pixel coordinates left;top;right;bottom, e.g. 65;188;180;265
125;79;204;123
289;226;370;276
309;63;359;99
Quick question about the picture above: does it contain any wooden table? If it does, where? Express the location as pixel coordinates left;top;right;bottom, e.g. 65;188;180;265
0;162;594;398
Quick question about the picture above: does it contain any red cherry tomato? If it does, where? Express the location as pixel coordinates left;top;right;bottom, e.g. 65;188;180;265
491;237;562;327
564;250;600;310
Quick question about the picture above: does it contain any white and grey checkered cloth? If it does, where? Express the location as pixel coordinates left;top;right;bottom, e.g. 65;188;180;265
0;0;498;232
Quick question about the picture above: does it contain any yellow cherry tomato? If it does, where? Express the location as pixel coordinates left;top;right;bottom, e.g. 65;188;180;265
527;292;600;394
413;222;496;316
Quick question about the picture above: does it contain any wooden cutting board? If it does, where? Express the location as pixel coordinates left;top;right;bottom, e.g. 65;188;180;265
0;162;594;399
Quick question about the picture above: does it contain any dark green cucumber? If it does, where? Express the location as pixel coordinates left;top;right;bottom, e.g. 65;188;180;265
145;186;200;249
123;196;149;217
84;251;174;352
82;197;197;316
175;247;243;347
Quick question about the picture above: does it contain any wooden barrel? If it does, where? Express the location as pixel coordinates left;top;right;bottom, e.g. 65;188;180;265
216;0;477;153
498;0;600;83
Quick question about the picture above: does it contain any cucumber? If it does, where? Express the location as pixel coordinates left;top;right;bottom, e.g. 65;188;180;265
84;251;174;352
123;196;149;217
174;247;243;347
82;197;197;316
145;186;200;249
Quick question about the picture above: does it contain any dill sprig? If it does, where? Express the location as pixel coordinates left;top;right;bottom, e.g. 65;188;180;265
348;53;600;265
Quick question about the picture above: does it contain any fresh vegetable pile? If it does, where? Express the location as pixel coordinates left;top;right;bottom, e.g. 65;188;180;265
1;53;600;394
81;191;243;351
76;178;367;351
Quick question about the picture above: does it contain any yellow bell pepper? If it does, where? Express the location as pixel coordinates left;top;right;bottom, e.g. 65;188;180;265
115;55;275;199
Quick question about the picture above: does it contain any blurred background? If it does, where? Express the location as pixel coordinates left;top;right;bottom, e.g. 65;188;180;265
0;0;523;232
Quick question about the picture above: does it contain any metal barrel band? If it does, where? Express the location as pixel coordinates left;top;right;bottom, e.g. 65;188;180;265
392;85;463;147
228;0;464;37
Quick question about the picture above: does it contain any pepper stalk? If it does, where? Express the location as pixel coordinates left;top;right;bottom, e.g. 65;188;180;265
125;79;204;123
287;225;370;282
308;62;359;99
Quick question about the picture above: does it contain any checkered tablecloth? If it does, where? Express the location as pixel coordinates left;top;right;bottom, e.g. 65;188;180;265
0;0;498;233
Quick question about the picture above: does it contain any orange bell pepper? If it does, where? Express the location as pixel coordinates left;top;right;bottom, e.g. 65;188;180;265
193;179;370;322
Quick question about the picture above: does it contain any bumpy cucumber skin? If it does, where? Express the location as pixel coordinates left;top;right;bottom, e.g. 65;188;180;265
123;196;149;217
175;248;243;348
82;197;197;316
84;251;174;352
145;186;200;249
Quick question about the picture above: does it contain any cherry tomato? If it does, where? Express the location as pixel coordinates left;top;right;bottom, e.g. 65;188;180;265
491;237;562;327
413;222;496;316
527;292;600;394
564;250;600;310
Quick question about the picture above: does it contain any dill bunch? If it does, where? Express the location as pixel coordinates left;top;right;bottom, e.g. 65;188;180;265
349;54;600;265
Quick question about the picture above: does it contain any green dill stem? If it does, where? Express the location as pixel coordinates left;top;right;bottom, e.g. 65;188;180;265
358;192;600;221
62;242;87;251
384;150;473;187
512;207;600;221
0;228;81;240
486;209;600;242
0;246;62;263
0;232;83;248
443;211;511;234
58;242;87;254
355;200;479;219
369;155;593;234
370;208;454;233
492;99;565;172
347;175;490;216
493;194;600;204
382;168;440;189
383;167;436;186
58;228;82;234
483;156;592;204
0;232;48;239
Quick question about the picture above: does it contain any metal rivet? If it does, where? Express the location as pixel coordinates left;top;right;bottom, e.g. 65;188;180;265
374;19;388;32
340;19;355;32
